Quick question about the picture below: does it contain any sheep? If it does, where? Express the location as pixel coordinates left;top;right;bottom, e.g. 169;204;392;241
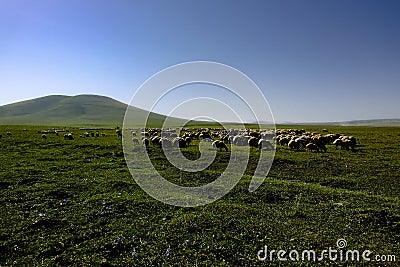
295;138;308;149
160;138;172;148
220;135;230;144
151;136;161;146
64;133;74;140
342;139;355;151
6;131;12;136
311;136;327;152
288;139;300;150
199;132;212;140
173;137;187;148
249;131;260;139
90;132;95;137
277;136;290;146
84;132;90;138
212;140;228;151
132;137;139;145
348;136;357;147
41;134;47;139
306;143;319;152
101;133;107;137
95;131;100;137
232;135;248;146
142;137;149;146
258;139;274;150
333;138;354;151
248;137;259;148
116;129;122;137
185;137;192;146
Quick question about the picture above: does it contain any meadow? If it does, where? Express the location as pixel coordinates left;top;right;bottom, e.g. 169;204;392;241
0;125;399;266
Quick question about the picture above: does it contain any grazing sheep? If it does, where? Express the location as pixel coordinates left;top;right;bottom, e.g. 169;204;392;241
142;138;149;146
342;139;355;151
249;131;260;138
306;143;319;152
295;138;308;149
277;136;290;146
90;132;95;137
333;138;354;151
232;135;248;146
258;139;274;150
348;136;357;147
248;137;259;148
199;132;212;140
212;140;228;151
173;137;187;148
160;138;173;148
6;132;12;136
221;135;230;144
116;129;122;137
101;133;107;137
41;134;47;139
84;132;90;138
288;140;300;150
151;136;161;146
64;133;74;140
95;132;100;137
185;137;192;146
132;137;139;145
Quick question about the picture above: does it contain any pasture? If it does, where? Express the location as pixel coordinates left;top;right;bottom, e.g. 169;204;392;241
1;125;399;266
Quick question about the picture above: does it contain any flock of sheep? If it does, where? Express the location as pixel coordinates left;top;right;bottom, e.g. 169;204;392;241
1;127;357;153
275;129;357;152
130;127;357;152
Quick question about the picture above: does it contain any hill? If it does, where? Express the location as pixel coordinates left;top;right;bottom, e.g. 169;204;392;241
0;95;177;127
278;118;400;127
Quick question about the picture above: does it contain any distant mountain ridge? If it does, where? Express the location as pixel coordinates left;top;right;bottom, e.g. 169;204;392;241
0;95;399;127
0;94;171;127
278;118;400;127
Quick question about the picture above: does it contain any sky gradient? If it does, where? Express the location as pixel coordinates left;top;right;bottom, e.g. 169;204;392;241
1;0;399;122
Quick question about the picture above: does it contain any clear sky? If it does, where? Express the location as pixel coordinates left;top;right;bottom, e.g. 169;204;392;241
1;0;399;122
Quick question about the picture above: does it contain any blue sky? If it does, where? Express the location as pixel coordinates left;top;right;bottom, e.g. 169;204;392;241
0;0;399;122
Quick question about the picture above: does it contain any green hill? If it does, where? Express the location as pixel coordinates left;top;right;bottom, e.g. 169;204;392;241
0;95;180;127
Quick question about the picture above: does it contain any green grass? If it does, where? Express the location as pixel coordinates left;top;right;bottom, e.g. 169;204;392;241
0;125;399;266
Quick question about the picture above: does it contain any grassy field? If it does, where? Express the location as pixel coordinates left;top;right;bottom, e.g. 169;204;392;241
1;125;399;266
